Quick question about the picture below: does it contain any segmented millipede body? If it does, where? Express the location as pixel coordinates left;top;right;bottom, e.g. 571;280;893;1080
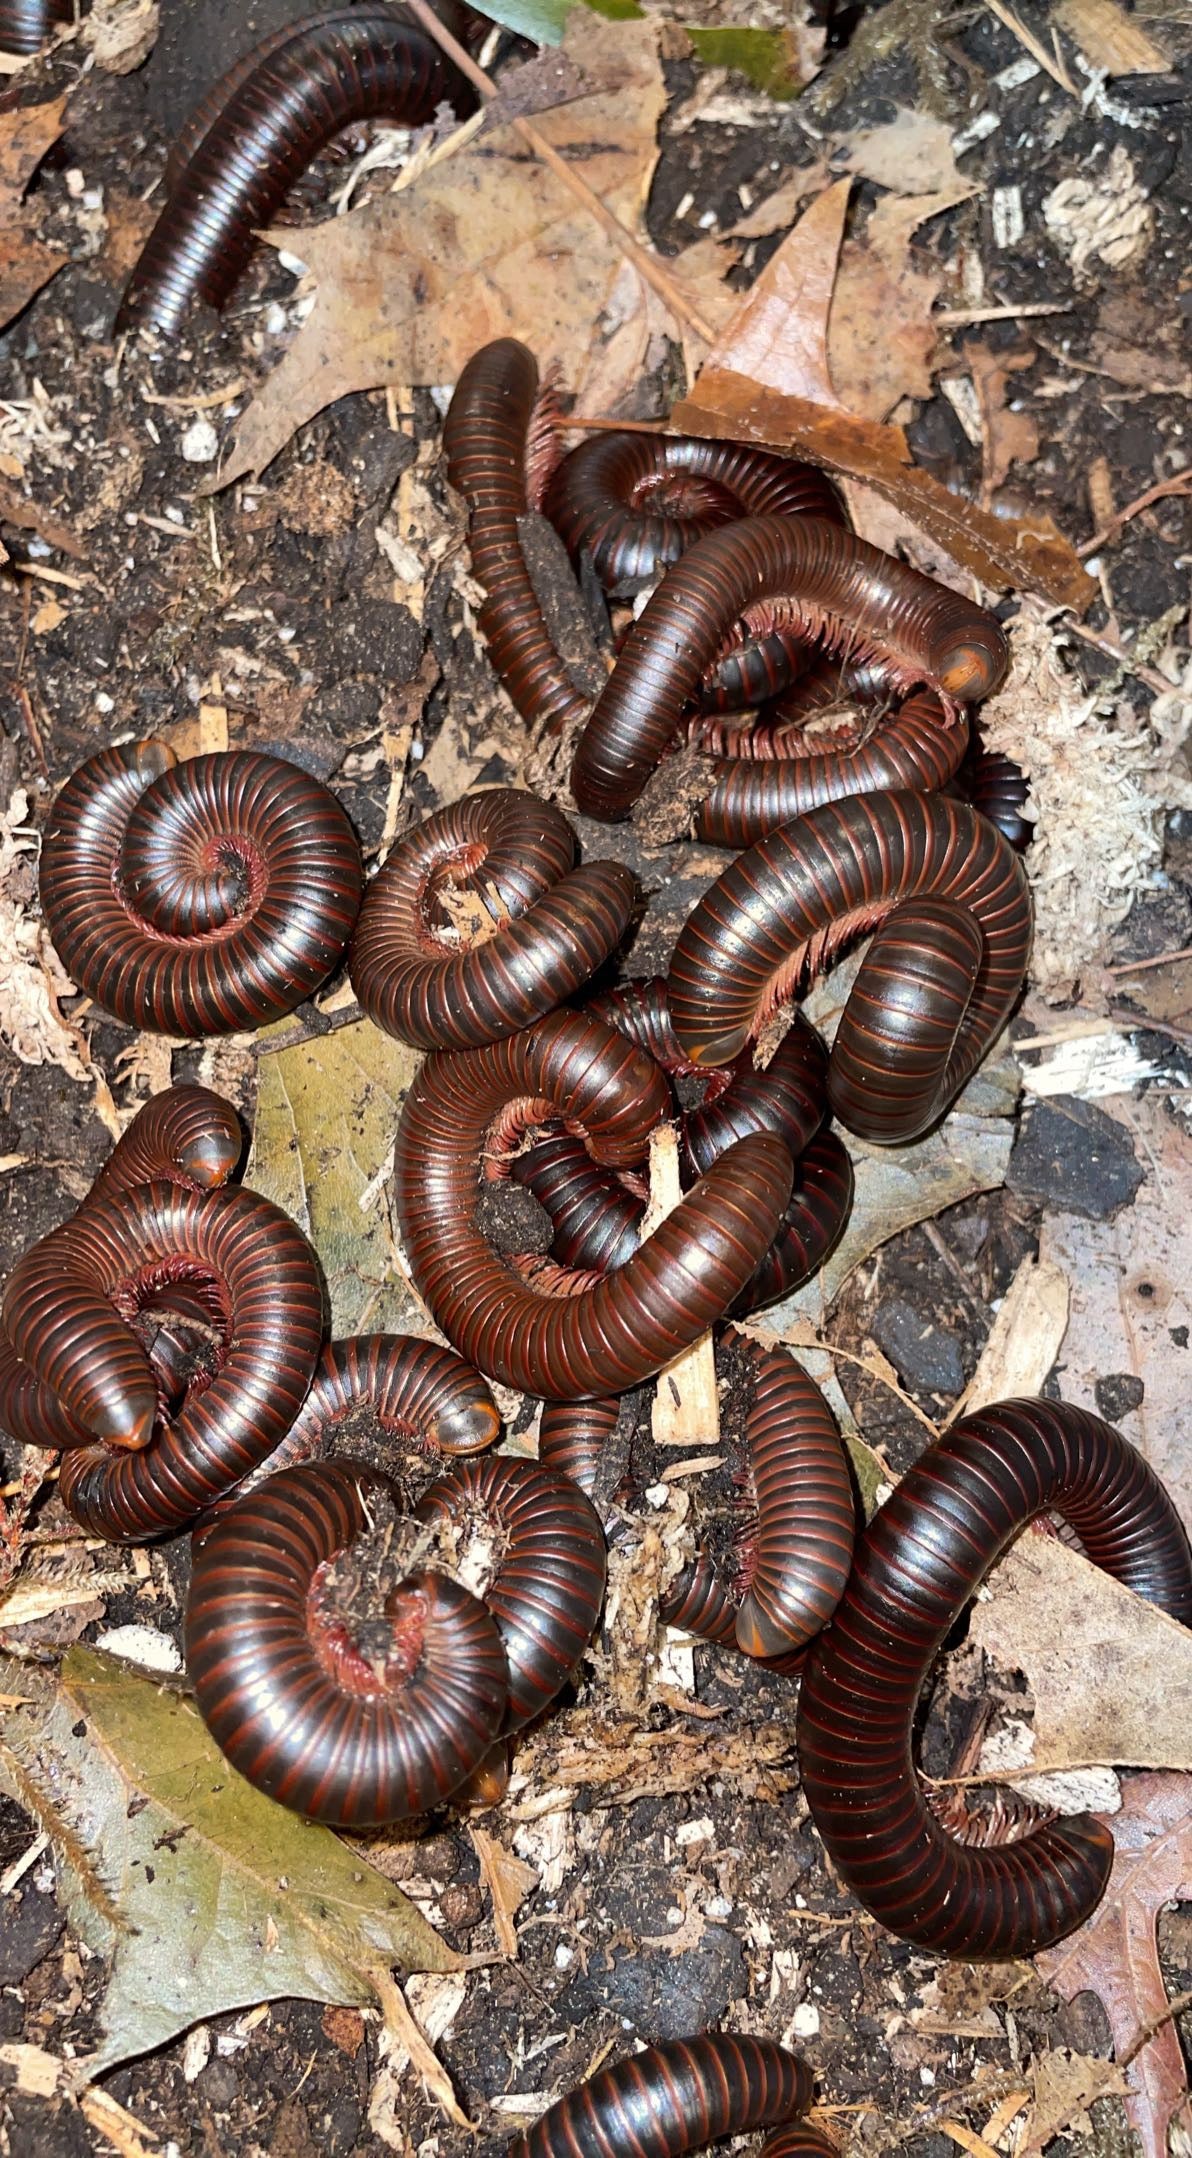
117;9;472;334
443;340;591;740
187;1459;510;1826
730;1336;855;1658
416;1454;606;1730
392;1009;794;1398
955;742;1033;851
537;1396;621;1499
760;2130;840;2158
570;518;1007;822
39;739;363;1037
513;1133;645;1276
0;0;70;54
507;2033;815;2158
349;790;634;1049
544;431;847;596
668;790;1032;1146
586;978;852;1315
797;1398;1192;1958
5;1181;323;1541
694;691;969;850
0;1085;244;1458
220;1333;500;1505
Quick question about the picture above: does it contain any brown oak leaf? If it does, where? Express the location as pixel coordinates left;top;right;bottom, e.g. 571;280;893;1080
1035;1770;1192;2158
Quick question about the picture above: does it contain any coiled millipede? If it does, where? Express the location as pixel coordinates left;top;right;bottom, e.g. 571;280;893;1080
39;739;363;1036
392;1008;795;1399
796;1397;1192;1958
668;790;1032;1146
349;790;634;1049
506;2034;826;2158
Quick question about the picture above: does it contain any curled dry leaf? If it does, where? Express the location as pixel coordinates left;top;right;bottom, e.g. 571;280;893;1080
1035;1771;1192;2158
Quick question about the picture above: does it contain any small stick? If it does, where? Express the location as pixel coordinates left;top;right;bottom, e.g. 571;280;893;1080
1079;468;1192;558
402;0;718;345
984;0;1079;93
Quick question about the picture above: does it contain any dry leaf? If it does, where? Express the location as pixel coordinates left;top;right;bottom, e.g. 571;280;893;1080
839;106;970;195
953;1254;1069;1417
830;188;973;421
694;178;851;409
83;0;159;73
672;374;1094;611
0;96;69;330
0;476;84;558
964;342;1040;495
215;14;673;485
723;163;831;240
1038;1098;1192;1527
969;1533;1192;1778
1036;1771;1192;2158
1019;2049;1133;2154
469;1826;539;1959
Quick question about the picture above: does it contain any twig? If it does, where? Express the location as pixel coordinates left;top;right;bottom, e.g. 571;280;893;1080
402;0;717;344
1079;468;1192;559
934;302;1071;325
984;0;1078;93
1062;618;1175;698
1119;1984;1192;2067
1105;942;1192;978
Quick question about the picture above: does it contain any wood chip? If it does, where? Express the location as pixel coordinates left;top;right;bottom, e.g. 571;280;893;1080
645;1126;720;1449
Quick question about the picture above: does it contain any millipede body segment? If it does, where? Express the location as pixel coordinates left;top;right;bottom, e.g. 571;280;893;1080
39;739;363;1036
349;789;633;1048
393;1009;794;1397
668;790;1032;1145
796;1397;1192;1958
117;8;473;333
507;2033;815;2158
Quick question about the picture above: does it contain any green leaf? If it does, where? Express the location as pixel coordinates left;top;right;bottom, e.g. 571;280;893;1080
473;0;572;42
686;26;809;100
0;1647;458;2076
249;1014;426;1338
584;0;645;20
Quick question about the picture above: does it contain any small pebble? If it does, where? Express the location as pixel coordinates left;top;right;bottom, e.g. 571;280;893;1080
180;418;219;464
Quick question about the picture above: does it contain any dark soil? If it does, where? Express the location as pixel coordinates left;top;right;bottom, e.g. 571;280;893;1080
1;1;1191;2153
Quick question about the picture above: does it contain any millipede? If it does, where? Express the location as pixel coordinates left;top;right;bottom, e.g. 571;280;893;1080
415;1453;606;1731
0;1085;244;1465
392;1008;795;1398
349;789;634;1049
797;1397;1192;1958
117;7;473;333
39;739;363;1037
187;1458;510;1826
220;1333;501;1506
8;1178;323;1541
570;517;1007;823
443;340;592;741
668;789;1032;1146
506;2033;816;2158
0;0;70;53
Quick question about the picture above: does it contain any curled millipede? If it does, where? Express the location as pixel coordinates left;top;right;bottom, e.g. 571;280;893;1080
219;1333;501;1506
8;1179;324;1542
513;1132;645;1277
392;1008;794;1399
667;790;1032;1146
0;0;70;54
415;1453;606;1730
586;977;851;1315
570;517;1007;821
797;1397;1192;1958
186;1459;510;1826
443;340;591;740
348;789;634;1049
507;2033;815;2158
694;690;969;849
39;739;363;1037
0;1085;244;1461
117;9;472;334
544;431;847;597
